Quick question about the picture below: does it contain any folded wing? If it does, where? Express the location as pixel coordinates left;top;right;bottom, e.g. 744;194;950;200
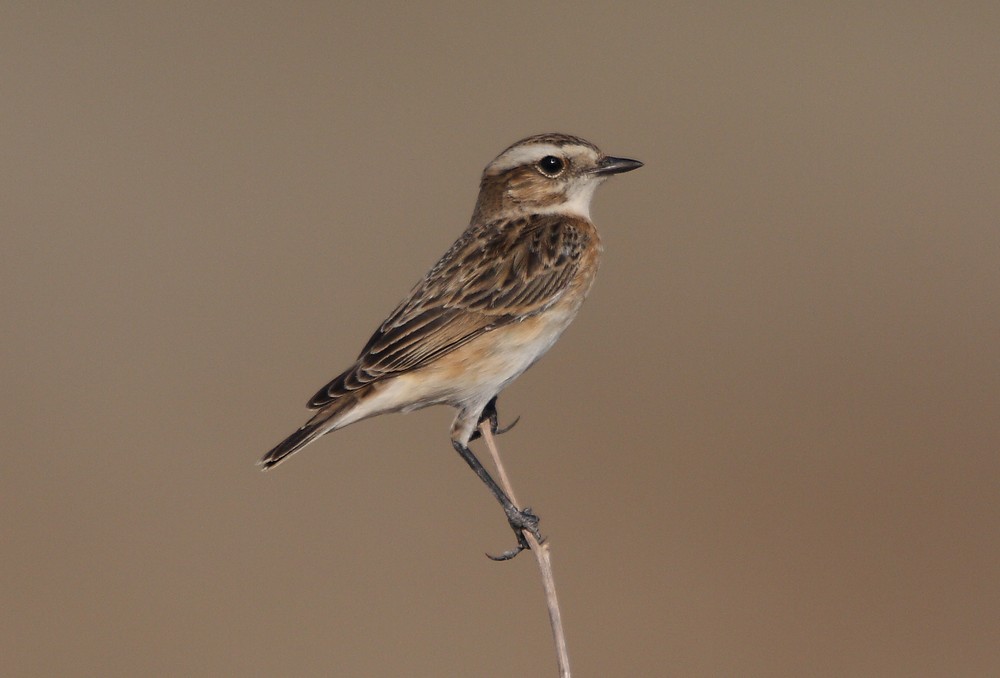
308;214;589;408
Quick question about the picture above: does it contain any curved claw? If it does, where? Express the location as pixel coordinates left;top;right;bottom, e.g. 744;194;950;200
483;506;544;562
470;397;520;442
494;415;520;436
486;525;532;561
484;507;543;563
486;544;527;561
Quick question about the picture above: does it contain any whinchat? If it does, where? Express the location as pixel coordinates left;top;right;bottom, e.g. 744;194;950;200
260;133;642;559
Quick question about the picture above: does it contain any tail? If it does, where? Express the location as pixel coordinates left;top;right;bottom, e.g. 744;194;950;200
258;393;362;470
258;421;329;470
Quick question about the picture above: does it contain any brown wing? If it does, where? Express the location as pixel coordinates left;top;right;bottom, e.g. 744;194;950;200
307;214;590;408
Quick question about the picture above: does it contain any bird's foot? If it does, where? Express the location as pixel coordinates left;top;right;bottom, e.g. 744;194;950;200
486;506;544;562
470;397;520;441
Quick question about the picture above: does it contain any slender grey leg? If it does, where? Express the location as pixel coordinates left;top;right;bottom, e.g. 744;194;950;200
451;438;542;561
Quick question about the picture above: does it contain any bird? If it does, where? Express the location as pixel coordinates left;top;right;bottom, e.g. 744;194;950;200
260;133;642;559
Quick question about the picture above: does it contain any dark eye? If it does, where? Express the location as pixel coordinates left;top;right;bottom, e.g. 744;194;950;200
537;155;565;176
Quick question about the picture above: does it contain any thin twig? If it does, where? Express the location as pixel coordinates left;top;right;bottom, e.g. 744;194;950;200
479;422;571;678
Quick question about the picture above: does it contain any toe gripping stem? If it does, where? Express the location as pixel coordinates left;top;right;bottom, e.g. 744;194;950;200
452;400;541;561
469;396;520;442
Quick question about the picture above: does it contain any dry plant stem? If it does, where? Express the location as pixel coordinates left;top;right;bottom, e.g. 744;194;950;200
479;422;571;678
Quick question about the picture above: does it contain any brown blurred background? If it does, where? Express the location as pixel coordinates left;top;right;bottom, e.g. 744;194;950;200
3;3;998;676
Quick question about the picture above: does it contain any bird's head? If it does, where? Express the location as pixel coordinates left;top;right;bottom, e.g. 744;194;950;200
474;133;642;222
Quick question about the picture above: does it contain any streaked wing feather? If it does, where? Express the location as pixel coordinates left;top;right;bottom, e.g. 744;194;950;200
308;214;588;409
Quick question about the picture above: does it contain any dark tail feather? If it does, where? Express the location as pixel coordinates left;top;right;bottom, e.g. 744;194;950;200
259;387;370;470
258;421;329;470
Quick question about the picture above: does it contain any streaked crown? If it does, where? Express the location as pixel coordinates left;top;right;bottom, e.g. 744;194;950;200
472;133;642;223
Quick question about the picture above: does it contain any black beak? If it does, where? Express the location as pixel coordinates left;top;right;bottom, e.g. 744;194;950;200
593;155;644;176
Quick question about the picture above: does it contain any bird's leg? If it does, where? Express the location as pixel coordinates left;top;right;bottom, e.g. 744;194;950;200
468;396;520;442
451;439;542;561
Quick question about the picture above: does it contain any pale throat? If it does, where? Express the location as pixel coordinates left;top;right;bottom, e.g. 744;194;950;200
529;179;602;220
